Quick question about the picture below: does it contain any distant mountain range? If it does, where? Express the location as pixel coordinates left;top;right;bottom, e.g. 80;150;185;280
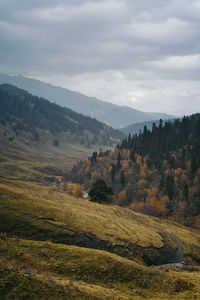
0;73;174;129
0;84;124;148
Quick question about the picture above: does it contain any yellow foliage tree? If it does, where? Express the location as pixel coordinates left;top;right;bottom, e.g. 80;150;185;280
137;179;148;189
150;187;158;197
73;184;83;198
121;160;129;171
130;201;145;213
136;155;142;165
119;190;127;203
91;171;100;180
140;164;147;178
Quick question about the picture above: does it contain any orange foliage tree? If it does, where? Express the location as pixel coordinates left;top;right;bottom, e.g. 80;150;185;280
146;196;167;217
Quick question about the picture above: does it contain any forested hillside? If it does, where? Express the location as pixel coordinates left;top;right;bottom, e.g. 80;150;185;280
0;84;124;147
71;115;200;226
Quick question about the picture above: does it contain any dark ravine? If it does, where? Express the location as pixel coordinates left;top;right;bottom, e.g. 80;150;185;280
140;233;184;266
41;231;184;266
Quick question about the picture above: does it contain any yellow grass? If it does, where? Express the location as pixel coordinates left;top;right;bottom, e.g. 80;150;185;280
0;237;199;300
0;177;199;264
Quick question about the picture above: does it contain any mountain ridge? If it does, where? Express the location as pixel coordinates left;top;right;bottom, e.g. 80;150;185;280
0;73;174;128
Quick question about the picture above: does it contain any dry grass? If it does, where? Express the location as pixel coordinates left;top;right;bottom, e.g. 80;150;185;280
0;237;199;300
1;124;199;299
0;177;200;265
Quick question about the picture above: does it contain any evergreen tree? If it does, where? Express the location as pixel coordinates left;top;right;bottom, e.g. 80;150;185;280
120;170;125;186
117;152;121;169
183;182;189;201
111;163;116;183
191;154;197;174
89;179;113;203
166;175;174;200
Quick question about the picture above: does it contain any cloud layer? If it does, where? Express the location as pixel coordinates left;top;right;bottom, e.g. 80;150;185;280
1;0;200;115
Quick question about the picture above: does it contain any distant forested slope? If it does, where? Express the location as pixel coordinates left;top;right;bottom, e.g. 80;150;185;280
0;84;124;147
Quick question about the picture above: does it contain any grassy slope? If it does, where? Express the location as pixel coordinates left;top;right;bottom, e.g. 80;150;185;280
0;141;199;299
0;177;199;266
0;127;98;181
0;145;90;180
0;237;199;300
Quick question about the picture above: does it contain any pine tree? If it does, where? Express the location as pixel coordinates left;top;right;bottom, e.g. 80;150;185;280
120;170;125;186
89;179;113;203
117;152;121;169
191;154;197;174
111;163;116;183
166;175;174;200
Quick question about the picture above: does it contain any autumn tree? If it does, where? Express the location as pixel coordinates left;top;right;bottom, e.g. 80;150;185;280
73;184;83;198
146;196;167;217
119;190;127;203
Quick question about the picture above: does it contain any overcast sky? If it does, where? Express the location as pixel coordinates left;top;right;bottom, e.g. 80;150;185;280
1;0;200;115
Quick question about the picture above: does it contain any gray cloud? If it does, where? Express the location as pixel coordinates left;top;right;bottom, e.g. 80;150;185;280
0;0;200;115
